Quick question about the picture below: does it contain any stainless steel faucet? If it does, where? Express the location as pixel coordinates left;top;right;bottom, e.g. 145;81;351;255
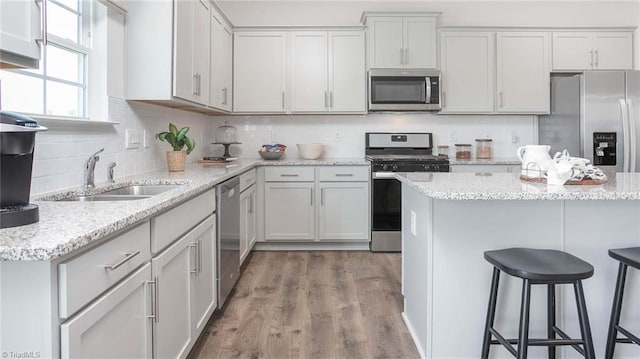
84;148;104;188
107;162;117;183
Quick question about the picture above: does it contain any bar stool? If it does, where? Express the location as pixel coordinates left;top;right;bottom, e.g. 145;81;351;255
481;248;595;359
605;247;640;359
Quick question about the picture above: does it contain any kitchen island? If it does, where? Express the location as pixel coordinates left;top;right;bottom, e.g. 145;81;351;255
397;172;640;359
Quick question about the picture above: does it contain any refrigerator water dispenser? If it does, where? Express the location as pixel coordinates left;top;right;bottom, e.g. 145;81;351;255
593;132;617;166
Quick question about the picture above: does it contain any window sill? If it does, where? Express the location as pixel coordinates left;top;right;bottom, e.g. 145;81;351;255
28;114;120;129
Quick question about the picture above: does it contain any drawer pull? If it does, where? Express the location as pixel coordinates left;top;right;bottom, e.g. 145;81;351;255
335;173;353;177
188;243;198;274
146;278;158;323
104;250;141;271
280;174;299;177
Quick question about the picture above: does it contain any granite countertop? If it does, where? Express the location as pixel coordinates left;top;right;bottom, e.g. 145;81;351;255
395;172;640;201
0;158;369;261
448;157;520;165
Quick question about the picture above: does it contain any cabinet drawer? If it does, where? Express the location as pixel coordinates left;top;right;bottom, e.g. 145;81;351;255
318;166;369;181
240;168;257;192
59;222;151;319
151;188;216;254
264;167;315;182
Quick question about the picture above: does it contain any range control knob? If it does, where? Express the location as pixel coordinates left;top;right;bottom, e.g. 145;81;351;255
392;164;398;171
382;164;390;171
433;164;440;171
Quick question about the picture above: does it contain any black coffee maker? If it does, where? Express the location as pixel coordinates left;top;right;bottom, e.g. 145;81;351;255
1;111;47;228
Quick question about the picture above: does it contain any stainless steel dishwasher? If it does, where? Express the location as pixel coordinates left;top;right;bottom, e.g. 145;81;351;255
217;176;240;308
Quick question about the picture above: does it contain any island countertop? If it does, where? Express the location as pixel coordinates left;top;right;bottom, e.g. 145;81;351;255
395;172;640;200
0;158;369;261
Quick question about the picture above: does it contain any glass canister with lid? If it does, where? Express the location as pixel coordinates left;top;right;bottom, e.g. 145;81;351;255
455;144;472;160
475;138;493;160
215;121;238;143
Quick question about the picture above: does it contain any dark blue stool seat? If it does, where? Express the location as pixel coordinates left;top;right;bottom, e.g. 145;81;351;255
605;247;640;359
482;248;595;359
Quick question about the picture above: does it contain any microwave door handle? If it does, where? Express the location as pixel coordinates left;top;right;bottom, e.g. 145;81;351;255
425;77;432;104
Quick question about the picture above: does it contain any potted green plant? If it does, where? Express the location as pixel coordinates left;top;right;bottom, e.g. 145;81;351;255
156;123;196;172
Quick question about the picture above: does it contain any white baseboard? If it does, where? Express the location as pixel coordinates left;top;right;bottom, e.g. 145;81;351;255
253;242;370;251
402;311;426;359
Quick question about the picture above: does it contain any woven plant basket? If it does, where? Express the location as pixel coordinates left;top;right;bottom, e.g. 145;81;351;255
166;151;187;172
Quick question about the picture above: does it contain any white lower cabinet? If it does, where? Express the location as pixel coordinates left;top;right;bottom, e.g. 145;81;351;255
240;184;257;263
152;215;217;359
60;264;153;358
318;182;369;241
264;182;315;241
263;166;370;243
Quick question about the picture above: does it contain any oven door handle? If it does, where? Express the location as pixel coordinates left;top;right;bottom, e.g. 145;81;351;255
373;172;397;179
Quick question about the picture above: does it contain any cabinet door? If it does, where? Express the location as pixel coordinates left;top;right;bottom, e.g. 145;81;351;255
0;0;41;68
173;0;195;102
222;26;233;111
234;32;287;112
210;13;225;109
152;235;192;359
552;32;592;70
192;0;210;105
594;32;633;70
403;17;437;68
247;185;257;249
240;189;250;263
319;182;369;241
329;31;366;112
190;216;217;337
368;17;404;68
496;32;550;114
290;32;329;112
60;264;153;359
440;32;495;113
264;182;315;241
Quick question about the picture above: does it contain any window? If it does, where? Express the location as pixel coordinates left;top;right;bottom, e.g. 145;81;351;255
0;0;93;118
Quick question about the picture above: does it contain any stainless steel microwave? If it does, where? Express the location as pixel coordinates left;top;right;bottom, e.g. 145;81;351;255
368;69;441;111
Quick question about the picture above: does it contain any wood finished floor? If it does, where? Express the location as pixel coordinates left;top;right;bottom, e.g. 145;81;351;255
191;251;419;359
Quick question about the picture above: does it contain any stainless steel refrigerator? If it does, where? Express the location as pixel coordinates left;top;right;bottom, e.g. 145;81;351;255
540;71;640;173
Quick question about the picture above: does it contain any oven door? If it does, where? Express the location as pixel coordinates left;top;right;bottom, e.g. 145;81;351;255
371;173;402;252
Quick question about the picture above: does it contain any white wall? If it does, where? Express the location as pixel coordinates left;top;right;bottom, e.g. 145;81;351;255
209;114;535;159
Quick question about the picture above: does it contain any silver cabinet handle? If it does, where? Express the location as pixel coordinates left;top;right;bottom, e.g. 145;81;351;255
155;276;160;323
197;240;202;274
442;91;446;108
35;0;47;46
280;174;299;177
104;250;140;271
146;278;158;322
193;75;198;95
590;50;594;69
188;243;198;274
335;173;353;177
405;48;409;66
310;188;313;206
282;92;285;109
221;88;227;105
595;50;599;68
248;193;253;214
321;188;324;206
498;92;504;107
400;48;404;65
324;91;329;108
330;91;334;108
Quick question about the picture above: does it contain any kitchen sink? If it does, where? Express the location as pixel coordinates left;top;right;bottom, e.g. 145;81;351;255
55;184;183;202
100;185;182;196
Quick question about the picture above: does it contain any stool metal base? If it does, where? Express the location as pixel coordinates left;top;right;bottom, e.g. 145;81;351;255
481;267;595;359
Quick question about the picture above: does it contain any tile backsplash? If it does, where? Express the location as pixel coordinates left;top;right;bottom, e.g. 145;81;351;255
31;98;213;195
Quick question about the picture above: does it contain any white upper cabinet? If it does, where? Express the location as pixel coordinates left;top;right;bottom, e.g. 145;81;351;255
290;32;329;112
329;31;366;112
0;0;42;68
440;31;495;113
289;31;366;113
234;32;287;112
364;13;439;69
210;10;233;111
552;31;633;71
496;32;550;114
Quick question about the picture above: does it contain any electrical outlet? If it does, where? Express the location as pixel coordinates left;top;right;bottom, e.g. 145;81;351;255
125;129;141;149
334;131;342;142
449;131;457;142
270;130;277;143
511;130;519;144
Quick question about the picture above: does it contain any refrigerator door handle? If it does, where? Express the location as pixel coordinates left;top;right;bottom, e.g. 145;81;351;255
627;99;637;172
620;99;631;172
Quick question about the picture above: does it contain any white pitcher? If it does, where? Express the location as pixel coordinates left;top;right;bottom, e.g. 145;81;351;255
517;145;553;177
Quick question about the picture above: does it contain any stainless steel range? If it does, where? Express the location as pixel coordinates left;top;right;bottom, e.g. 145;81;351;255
366;132;449;252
